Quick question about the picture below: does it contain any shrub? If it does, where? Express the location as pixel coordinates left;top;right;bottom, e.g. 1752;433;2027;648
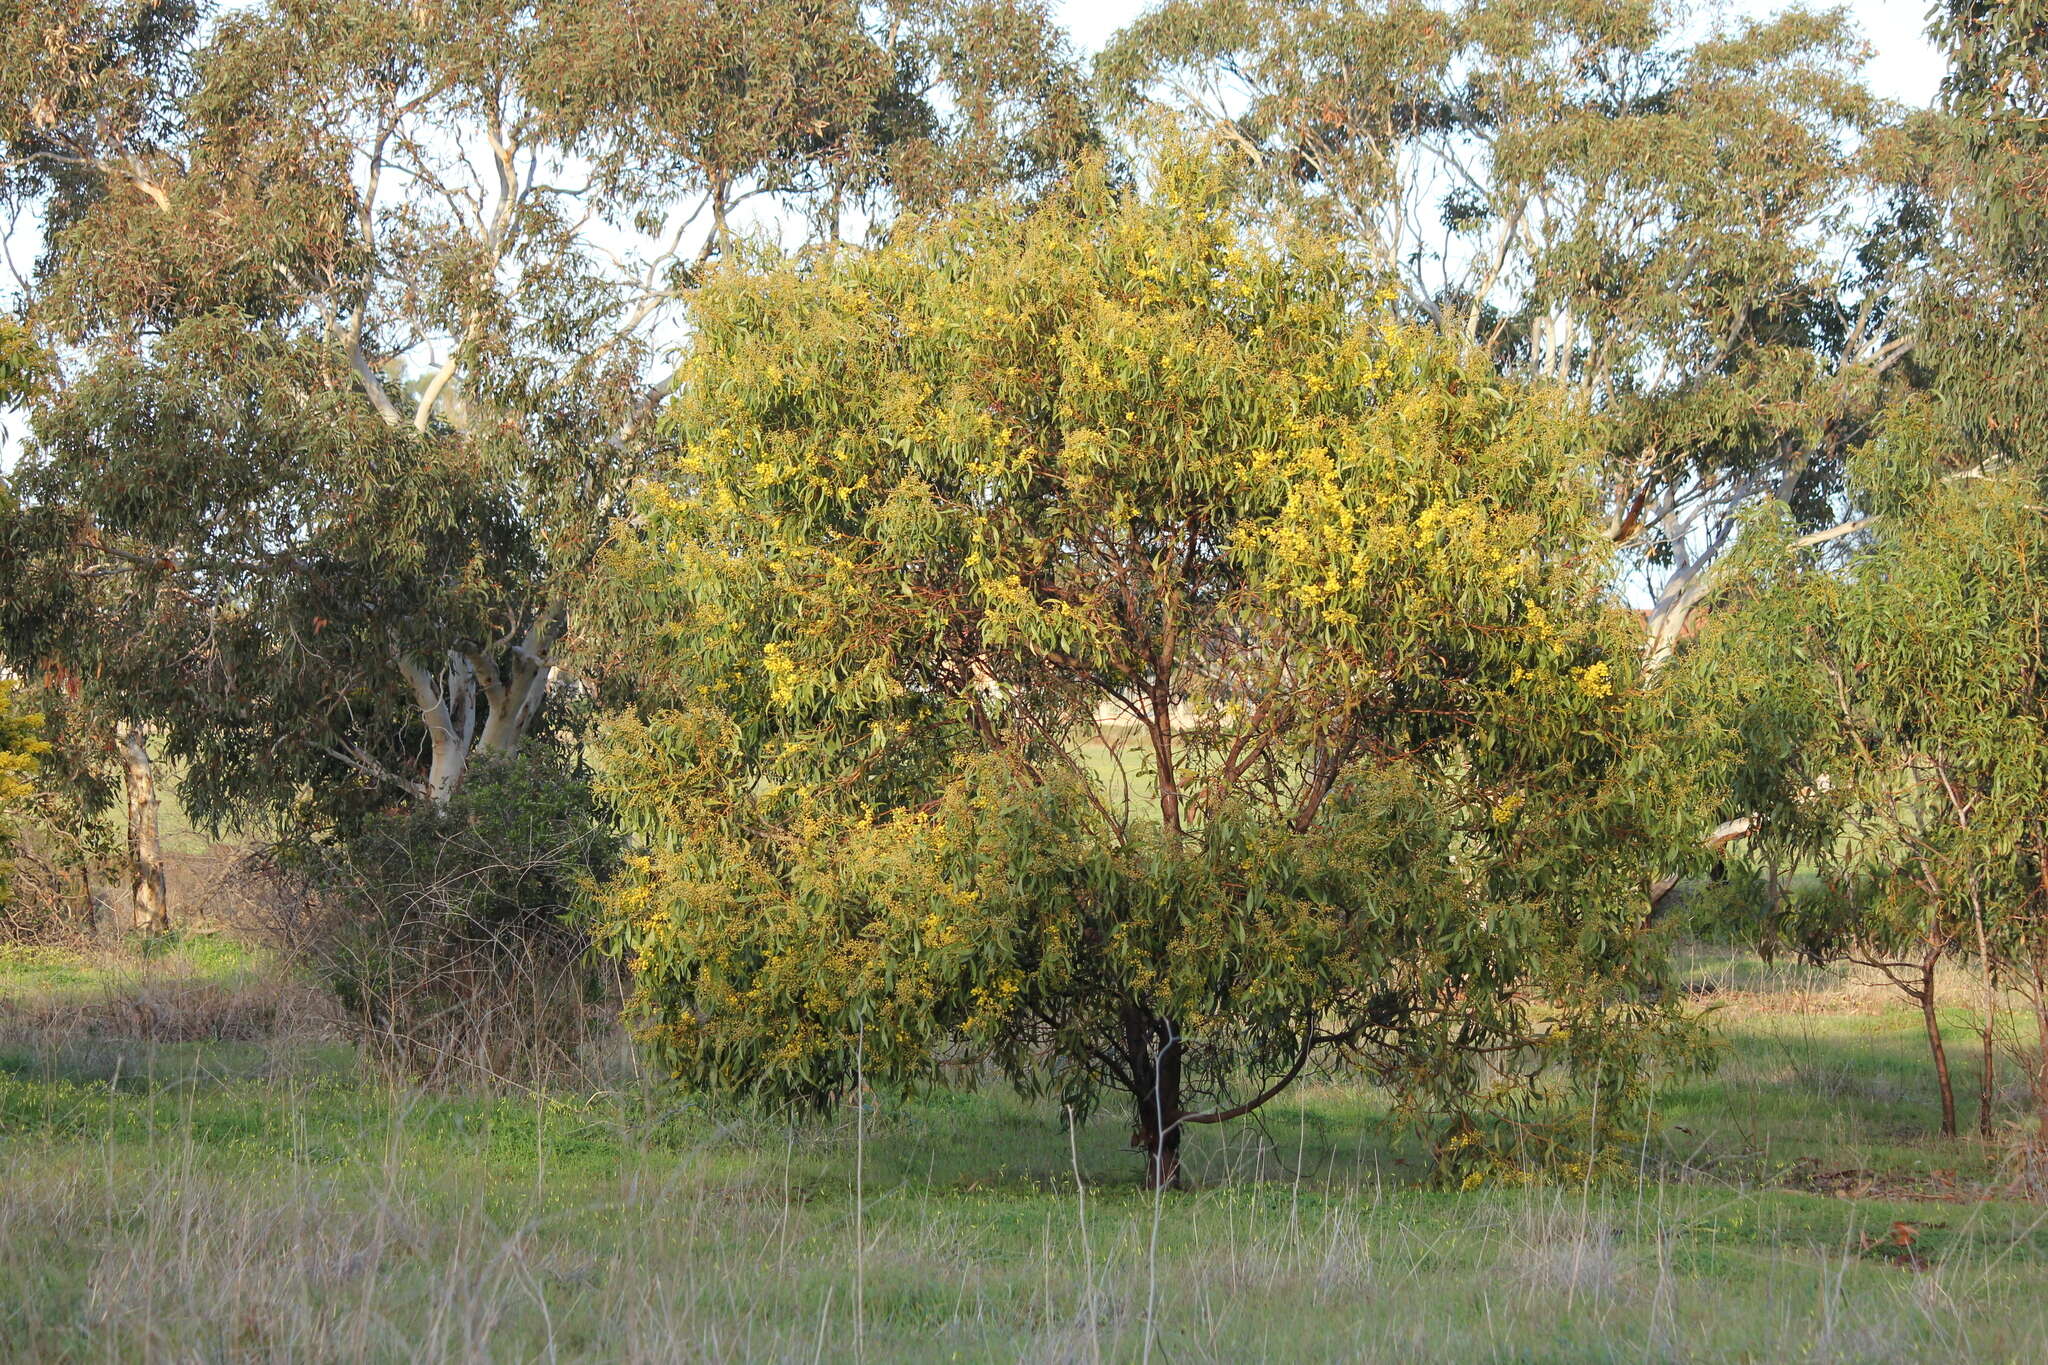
266;749;621;1083
0;680;56;937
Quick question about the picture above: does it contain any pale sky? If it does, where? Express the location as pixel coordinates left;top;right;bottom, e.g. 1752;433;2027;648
1055;0;1946;109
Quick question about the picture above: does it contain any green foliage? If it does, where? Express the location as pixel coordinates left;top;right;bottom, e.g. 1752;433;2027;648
0;677;120;943
589;161;1698;1182
1676;470;2048;1128
1865;2;2048;503
1;320;544;826
0;319;47;405
1932;0;2048;268
1099;0;1917;652
0;0;1095;832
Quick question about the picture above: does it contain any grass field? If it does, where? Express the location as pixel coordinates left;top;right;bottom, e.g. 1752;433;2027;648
3;939;2048;1362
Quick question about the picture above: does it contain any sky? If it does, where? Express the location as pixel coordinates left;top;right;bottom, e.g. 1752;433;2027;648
1055;0;1947;109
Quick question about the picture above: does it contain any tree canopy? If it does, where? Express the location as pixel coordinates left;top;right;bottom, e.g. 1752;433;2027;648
0;0;1095;831
1099;0;1918;659
589;162;1696;1186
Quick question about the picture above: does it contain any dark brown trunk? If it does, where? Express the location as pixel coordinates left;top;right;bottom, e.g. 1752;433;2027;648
2035;1001;2048;1146
1918;951;1958;1139
1978;961;1999;1141
1124;1005;1183;1189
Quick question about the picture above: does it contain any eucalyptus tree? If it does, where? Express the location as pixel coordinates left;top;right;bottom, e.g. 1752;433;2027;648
0;0;1093;831
1664;2;2048;1142
589;163;1697;1187
1883;0;2048;494
1678;469;2048;1143
1098;0;1919;662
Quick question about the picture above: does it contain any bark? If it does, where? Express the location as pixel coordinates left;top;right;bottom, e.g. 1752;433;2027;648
470;608;558;758
1916;949;1959;1139
2033;950;2048;1146
1981;976;1999;1140
474;670;547;755
1642;540;1721;673
399;652;477;809
116;720;169;935
1973;891;1998;1138
399;604;562;808
1125;1005;1184;1190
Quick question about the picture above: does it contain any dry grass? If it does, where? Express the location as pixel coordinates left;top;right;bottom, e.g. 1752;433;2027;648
0;937;335;1051
5;939;2048;1360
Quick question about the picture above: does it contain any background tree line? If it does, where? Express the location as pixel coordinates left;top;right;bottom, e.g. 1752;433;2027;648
3;0;2045;1181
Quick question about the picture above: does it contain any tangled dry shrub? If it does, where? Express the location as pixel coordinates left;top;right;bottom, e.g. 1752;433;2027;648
252;752;623;1086
0;965;315;1049
0;935;335;1053
0;844;94;945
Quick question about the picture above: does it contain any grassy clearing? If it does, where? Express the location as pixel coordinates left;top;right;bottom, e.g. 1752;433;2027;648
3;942;2047;1361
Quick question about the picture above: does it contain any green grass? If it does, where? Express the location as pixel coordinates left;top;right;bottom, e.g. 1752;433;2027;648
3;944;2047;1361
0;933;263;1000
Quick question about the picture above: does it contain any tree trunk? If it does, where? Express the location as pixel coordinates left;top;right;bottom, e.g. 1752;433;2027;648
1973;892;1998;1138
391;605;564;810
1981;979;1999;1139
1125;1006;1184;1189
116;720;169;935
2032;950;2048;1147
399;653;477;809
471;602;563;762
1917;950;1958;1139
475;655;549;757
425;728;468;806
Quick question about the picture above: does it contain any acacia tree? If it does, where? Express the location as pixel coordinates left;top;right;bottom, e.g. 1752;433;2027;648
0;679;50;917
1098;0;1918;663
0;0;1092;831
589;164;1696;1187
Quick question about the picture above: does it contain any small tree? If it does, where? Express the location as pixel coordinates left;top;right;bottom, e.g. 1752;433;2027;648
1673;3;2048;1149
589;163;1695;1186
1680;477;2048;1143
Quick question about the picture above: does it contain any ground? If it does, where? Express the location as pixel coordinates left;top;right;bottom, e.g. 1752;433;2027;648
2;938;2046;1362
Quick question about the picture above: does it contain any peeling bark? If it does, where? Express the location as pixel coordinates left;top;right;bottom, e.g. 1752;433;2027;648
116;720;169;934
397;601;563;807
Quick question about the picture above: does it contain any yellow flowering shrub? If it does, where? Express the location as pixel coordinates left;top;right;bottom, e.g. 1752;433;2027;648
0;680;51;914
588;159;1696;1186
